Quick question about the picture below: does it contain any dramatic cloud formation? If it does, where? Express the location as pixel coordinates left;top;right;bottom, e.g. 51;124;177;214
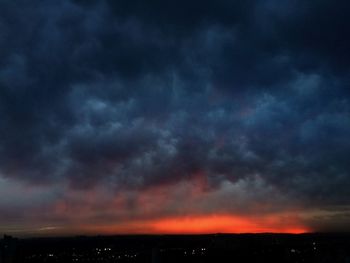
0;0;350;235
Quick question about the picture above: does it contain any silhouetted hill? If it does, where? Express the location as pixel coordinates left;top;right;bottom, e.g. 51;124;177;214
1;233;350;263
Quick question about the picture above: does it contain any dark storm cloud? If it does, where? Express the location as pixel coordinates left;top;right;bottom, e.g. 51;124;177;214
0;0;350;219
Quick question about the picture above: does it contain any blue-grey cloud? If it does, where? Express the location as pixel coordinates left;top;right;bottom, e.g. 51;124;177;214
0;0;350;232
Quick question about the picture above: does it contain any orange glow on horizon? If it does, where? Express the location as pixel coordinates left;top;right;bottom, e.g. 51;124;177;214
150;215;308;234
82;214;309;235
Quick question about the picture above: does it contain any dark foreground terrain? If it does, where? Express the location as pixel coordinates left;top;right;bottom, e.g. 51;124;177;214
1;233;350;263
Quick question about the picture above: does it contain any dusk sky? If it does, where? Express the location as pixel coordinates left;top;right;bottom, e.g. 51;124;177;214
1;0;350;236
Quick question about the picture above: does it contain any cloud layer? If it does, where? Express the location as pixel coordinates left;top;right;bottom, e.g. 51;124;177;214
0;0;350;234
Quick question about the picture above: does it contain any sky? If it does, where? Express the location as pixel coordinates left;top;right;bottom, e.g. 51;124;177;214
0;0;350;236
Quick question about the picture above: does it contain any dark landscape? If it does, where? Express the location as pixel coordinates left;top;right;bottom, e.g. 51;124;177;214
1;234;350;263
